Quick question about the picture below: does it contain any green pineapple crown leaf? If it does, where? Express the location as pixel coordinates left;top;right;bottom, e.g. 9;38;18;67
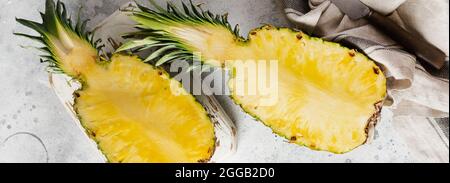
15;0;103;73
117;0;241;67
135;0;241;37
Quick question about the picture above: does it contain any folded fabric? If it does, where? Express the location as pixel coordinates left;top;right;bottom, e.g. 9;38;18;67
282;0;449;162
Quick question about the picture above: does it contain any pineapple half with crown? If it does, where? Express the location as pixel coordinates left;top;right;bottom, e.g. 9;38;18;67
15;0;216;163
119;0;387;153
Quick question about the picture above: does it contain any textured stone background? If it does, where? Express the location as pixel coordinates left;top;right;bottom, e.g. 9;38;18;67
0;0;415;163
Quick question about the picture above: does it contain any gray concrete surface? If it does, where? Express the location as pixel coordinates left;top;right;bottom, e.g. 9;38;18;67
0;0;415;163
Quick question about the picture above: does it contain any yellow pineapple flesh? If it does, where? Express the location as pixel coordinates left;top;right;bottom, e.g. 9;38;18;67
76;55;215;162
228;27;386;152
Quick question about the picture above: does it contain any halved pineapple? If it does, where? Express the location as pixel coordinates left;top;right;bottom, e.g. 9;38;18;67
16;0;215;163
121;1;387;153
